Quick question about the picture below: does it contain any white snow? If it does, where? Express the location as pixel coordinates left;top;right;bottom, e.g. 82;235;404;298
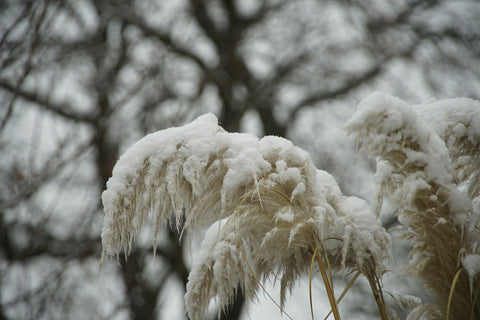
102;113;221;214
413;97;480;144
462;254;480;280
274;209;295;223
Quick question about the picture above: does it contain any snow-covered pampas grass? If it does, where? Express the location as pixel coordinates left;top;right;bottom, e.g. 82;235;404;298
345;92;480;320
101;113;391;319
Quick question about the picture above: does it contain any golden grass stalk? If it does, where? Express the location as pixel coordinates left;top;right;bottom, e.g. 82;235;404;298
323;272;361;320
309;246;316;320
447;268;464;320
365;265;388;320
311;246;341;320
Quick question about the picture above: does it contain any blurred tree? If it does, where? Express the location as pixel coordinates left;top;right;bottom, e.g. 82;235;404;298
0;0;479;319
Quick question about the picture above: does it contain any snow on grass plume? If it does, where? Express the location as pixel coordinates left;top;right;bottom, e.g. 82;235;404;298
101;113;391;319
345;92;480;320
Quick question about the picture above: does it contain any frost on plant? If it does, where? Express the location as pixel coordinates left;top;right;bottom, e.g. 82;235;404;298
101;113;391;319
345;92;480;320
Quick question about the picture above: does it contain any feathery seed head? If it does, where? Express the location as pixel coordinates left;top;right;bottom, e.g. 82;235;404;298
347;92;480;320
101;113;391;319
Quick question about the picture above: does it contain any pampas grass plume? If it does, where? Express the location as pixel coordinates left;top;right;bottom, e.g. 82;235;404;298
346;92;480;320
101;113;391;319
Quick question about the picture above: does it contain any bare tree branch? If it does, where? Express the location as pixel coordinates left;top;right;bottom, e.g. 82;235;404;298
290;62;383;117
120;11;213;75
0;79;97;124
